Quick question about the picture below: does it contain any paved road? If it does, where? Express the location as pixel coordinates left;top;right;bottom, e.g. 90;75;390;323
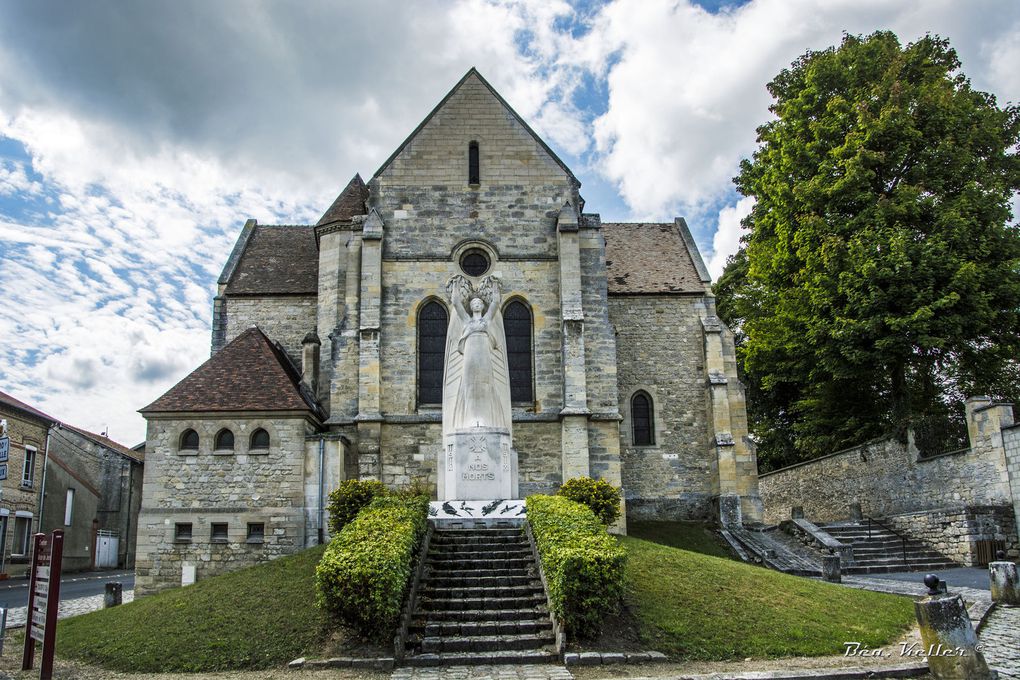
0;569;134;611
863;567;992;591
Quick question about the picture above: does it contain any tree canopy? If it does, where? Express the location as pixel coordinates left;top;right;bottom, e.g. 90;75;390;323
716;31;1020;470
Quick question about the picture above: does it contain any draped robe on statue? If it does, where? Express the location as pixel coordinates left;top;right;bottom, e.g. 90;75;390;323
442;276;512;438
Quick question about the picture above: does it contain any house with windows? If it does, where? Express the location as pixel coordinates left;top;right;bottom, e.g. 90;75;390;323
0;390;55;577
135;69;761;595
42;425;144;571
0;391;143;575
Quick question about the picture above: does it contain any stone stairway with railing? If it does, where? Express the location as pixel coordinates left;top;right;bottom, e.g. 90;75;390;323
820;521;959;574
404;526;559;666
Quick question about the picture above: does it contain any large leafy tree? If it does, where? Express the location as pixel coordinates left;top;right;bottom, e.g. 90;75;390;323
717;32;1020;469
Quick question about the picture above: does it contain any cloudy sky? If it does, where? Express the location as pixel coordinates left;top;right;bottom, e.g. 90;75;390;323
1;0;1017;445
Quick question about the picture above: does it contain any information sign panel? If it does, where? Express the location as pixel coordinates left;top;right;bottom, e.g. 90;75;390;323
0;435;8;462
21;530;63;680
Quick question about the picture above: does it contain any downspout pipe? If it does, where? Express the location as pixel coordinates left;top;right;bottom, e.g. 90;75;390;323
317;436;325;545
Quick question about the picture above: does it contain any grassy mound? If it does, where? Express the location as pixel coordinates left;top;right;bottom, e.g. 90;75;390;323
621;535;915;659
627;520;736;559
58;546;332;672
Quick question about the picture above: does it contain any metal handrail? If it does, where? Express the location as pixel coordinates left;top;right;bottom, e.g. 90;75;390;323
866;515;908;565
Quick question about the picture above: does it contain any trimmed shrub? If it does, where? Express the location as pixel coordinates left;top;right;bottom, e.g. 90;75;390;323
326;479;389;535
315;494;429;639
557;476;621;526
526;495;626;639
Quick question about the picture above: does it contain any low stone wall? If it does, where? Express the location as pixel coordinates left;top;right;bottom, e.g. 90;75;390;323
759;436;1010;525
884;506;1019;565
758;399;1019;562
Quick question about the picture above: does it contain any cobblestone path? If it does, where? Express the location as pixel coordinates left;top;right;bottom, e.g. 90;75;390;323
980;605;1020;679
5;589;135;627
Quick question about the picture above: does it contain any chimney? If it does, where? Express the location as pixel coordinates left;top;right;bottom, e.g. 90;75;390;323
301;331;321;395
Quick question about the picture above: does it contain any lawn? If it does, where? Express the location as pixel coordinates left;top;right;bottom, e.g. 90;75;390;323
56;545;368;672
627;519;736;559
620;535;916;659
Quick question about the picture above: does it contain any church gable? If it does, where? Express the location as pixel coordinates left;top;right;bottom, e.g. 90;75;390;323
374;69;577;188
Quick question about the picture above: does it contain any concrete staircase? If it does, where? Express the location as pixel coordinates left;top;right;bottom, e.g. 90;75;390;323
820;522;959;574
404;526;559;666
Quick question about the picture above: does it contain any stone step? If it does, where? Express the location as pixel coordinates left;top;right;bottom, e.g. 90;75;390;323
432;528;523;539
414;619;553;637
844;562;960;575
428;549;533;561
423;574;541;588
414;595;546;611
422;584;545;600
418;632;555;654
426;567;535;579
405;650;560;667
430;538;526;546
428;557;535;570
414;607;549;622
419;594;547;611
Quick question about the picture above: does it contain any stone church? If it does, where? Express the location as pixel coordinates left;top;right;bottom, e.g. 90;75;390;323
135;69;761;594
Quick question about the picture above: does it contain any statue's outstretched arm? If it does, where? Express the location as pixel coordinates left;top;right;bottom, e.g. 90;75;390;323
483;277;501;321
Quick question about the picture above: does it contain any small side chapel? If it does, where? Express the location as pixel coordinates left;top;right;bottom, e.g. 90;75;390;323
135;69;761;594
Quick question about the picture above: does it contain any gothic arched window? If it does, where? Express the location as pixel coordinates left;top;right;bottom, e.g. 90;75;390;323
632;391;654;445
503;300;534;403
468;141;480;185
418;300;448;405
250;428;270;450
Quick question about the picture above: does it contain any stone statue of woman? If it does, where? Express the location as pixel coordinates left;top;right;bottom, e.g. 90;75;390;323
442;274;512;435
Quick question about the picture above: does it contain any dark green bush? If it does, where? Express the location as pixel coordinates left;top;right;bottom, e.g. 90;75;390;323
526;495;626;639
326;479;389;535
315;494;429;639
557;476;622;526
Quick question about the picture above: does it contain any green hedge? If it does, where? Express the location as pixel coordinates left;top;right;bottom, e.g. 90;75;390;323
315;494;429;639
326;479;389;535
557;476;622;525
526;495;627;639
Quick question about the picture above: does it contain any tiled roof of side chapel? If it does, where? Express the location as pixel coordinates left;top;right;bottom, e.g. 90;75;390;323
140;327;320;416
602;220;711;294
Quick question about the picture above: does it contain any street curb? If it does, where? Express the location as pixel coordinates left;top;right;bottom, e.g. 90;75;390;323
620;662;929;679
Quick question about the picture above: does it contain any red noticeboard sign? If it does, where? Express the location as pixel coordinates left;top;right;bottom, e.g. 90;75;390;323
22;530;64;680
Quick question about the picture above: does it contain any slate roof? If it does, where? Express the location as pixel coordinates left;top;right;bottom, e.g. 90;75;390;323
223;225;318;296
140;327;320;415
0;389;58;425
317;174;369;226
602;222;709;294
60;424;144;462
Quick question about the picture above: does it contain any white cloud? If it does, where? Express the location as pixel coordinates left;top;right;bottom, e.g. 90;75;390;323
707;196;754;279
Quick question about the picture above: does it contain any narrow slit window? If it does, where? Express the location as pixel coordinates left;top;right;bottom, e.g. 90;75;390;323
632;392;654;445
468;141;480;185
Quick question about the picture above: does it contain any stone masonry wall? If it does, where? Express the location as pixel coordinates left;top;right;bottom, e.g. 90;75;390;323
609;295;716;520
0;403;48;576
135;415;311;596
759;437;1012;526
223;296;317;366
1000;424;1020;554
884;506;1018;564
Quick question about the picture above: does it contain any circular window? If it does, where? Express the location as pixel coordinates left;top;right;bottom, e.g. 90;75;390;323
460;250;490;277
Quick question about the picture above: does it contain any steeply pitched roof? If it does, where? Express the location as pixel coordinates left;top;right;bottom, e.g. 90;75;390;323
0;389;58;425
317;174;369;226
59;424;143;462
140;327;320;416
223;225;318;296
602;221;710;294
372;68;578;185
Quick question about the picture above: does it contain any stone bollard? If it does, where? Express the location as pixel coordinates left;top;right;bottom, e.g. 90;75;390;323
822;555;841;583
104;582;123;608
914;575;995;679
988;550;1019;605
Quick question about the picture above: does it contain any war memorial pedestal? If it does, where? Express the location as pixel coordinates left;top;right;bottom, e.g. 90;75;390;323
439;427;519;501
